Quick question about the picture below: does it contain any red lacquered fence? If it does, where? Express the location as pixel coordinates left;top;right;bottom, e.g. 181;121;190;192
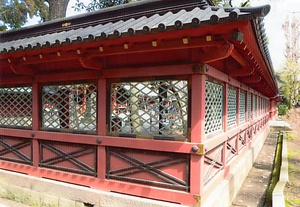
0;64;276;206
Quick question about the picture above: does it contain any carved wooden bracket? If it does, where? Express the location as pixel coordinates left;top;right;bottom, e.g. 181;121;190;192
10;65;35;76
199;42;234;63
79;57;104;70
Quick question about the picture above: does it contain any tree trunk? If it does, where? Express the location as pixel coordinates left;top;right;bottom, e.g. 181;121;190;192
47;0;70;20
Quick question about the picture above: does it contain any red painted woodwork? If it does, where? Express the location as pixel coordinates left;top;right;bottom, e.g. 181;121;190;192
0;9;278;205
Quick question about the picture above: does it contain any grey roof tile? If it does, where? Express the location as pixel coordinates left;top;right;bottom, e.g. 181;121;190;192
0;0;272;73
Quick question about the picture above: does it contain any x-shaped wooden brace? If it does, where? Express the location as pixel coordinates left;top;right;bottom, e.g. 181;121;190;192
40;142;96;175
0;138;31;164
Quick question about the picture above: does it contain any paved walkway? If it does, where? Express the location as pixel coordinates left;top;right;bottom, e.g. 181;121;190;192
230;131;279;207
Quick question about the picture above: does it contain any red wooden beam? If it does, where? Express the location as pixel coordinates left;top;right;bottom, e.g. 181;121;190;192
239;73;262;84
199;42;234;63
227;67;254;77
230;49;249;67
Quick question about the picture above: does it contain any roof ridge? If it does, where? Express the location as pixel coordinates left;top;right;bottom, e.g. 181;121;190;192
0;0;208;42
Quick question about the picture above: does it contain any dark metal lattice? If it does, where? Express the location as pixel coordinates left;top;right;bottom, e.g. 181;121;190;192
253;95;256;117
239;90;246;123
0;136;32;165
205;81;223;134
42;83;97;132
247;93;252;120
40;141;97;176
227;86;237;127
0;87;32;128
106;147;190;191
110;80;188;139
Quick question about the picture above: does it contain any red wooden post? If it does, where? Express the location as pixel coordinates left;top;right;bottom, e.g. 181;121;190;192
97;78;107;179
32;82;40;168
190;73;206;195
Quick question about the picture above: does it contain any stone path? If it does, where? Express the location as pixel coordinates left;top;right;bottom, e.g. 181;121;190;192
230;132;279;207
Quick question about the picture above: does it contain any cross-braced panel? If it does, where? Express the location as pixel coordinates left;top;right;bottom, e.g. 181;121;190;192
204;144;223;185
227;86;237;127
238;131;247;150
40;141;97;176
205;81;223;134
110;80;188;139
106;147;190;191
239;90;246;123
0;87;32;128
226;136;237;163
248;93;252;120
0;136;32;165
42;83;97;132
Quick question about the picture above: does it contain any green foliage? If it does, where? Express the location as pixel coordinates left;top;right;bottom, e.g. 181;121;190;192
0;0;48;31
286;198;300;207
278;104;289;115
286;132;294;141
211;0;250;7
277;60;300;108
74;0;138;12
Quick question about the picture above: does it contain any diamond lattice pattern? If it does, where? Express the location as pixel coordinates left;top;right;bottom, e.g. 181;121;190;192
42;83;97;132
248;93;252;120
205;81;223;134
110;80;188;138
227;86;237;127
0;87;32;128
239;90;246;123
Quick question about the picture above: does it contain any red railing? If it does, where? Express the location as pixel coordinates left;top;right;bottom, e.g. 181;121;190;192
0;64;273;206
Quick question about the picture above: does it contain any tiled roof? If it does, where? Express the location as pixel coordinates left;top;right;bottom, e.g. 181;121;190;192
0;0;277;95
0;0;270;54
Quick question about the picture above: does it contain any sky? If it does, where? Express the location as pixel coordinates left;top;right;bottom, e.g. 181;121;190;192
27;0;300;71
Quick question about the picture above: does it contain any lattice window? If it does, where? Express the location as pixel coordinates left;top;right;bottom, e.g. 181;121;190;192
227;86;237;127
239;90;246;123
254;95;257;117
42;83;97;132
205;81;223;134
109;80;188;139
258;96;260;115
248;93;252;120
264;98;268;114
0;86;32;128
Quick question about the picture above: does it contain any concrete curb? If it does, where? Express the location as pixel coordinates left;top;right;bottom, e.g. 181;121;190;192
272;132;289;207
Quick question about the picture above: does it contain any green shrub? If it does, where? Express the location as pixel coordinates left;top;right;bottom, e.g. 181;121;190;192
278;104;289;115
